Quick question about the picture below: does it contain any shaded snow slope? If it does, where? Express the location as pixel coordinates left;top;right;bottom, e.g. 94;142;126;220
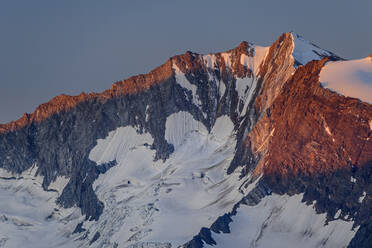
0;167;82;248
206;194;357;248
291;32;335;66
320;57;372;103
84;112;250;247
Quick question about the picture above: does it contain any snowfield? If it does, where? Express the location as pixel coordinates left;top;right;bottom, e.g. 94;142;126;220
320;57;372;103
86;112;247;247
0;167;82;248
206;194;357;248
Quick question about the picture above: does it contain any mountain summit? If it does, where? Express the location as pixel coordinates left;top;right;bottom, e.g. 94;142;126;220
0;32;371;248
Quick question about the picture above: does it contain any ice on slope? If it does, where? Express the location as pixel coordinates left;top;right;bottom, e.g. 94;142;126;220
320;57;372;103
0;167;82;248
207;194;357;248
291;32;333;66
87;112;246;247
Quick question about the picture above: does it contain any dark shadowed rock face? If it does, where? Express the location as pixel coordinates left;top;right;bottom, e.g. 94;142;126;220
0;32;371;247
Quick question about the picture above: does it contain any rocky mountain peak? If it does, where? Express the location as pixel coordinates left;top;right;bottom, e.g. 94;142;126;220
1;32;371;248
0;59;174;134
0;32;304;135
233;40;253;54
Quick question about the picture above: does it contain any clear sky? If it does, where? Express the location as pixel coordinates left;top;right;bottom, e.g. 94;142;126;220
1;0;371;123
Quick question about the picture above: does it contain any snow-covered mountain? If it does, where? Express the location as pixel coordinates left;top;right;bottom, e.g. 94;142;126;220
0;32;371;248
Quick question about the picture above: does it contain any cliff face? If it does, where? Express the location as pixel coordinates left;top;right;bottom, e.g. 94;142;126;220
251;58;372;247
251;58;372;176
0;32;371;248
0;60;174;134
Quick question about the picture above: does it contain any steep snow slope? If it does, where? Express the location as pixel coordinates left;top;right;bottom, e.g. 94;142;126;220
320;57;372;103
237;45;269;75
0;167;82;248
82;112;251;247
205;194;357;248
291;32;335;66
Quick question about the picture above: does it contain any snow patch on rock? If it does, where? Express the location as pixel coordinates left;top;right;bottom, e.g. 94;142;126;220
359;192;366;203
173;64;202;107
334;209;342;219
203;54;217;69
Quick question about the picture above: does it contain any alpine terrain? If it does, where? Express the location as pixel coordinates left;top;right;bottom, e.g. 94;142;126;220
0;32;371;248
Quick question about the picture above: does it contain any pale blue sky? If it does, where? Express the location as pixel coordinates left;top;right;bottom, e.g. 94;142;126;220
1;0;371;123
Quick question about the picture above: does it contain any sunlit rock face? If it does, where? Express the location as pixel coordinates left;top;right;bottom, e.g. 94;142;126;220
0;32;371;248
